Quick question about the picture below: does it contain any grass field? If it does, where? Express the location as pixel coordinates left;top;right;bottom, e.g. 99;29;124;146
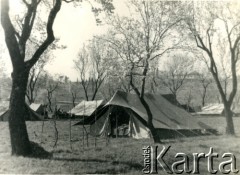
0;117;239;174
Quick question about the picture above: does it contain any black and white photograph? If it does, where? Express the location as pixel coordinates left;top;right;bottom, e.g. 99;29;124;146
0;0;239;174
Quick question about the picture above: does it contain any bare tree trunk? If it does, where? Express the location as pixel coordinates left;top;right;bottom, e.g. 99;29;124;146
202;87;207;107
71;92;76;107
47;91;53;112
129;62;161;143
139;97;161;143
9;69;32;156
82;81;89;101
52;118;58;148
211;69;235;135
69;117;72;150
224;103;235;135
41;120;45;144
1;0;63;156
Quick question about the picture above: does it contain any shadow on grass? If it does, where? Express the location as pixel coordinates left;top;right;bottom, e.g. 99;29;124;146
52;157;108;163
27;142;143;174
50;157;143;173
160;134;222;144
29;141;52;159
112;160;143;170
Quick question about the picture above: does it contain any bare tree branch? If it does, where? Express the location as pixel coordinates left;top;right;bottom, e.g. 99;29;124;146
25;0;62;68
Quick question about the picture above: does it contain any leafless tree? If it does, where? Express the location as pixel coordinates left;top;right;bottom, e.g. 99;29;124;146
69;80;79;107
184;85;194;112
103;0;185;142
74;38;108;101
1;0;63;156
26;55;50;104
1;0;113;156
186;1;240;134
156;54;194;103
45;75;59;113
197;69;213;107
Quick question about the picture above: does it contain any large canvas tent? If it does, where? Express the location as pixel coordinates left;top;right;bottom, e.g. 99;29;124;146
75;91;215;139
69;100;104;118
0;101;44;121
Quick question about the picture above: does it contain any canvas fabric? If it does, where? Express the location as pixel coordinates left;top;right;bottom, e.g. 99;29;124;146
69;100;104;117
29;103;44;114
78;91;213;139
105;91;211;130
90;107;151;139
0;102;43;121
196;103;240;115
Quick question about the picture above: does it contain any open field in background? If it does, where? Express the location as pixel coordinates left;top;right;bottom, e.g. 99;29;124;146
0;116;239;174
195;116;240;134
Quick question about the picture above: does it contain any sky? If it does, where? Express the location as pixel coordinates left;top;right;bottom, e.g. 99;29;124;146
1;0;239;81
0;0;128;81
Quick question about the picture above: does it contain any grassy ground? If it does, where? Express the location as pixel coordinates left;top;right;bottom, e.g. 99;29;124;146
0;117;239;174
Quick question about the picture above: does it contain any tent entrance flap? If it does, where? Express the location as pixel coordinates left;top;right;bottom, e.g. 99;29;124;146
109;106;130;137
90;107;111;137
130;113;150;139
90;106;150;139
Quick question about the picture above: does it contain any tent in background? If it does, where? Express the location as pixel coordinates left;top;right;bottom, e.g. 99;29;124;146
196;103;224;116
75;91;215;139
161;94;181;106
0;101;9;121
30;103;45;115
232;103;240;116
162;94;196;112
195;103;240;116
0;101;44;121
69;100;104;118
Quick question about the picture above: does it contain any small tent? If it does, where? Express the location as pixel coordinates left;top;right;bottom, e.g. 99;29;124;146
195;103;240;116
196;104;224;116
69;100;104;118
0;101;44;121
75;91;215;139
30;103;45;115
232;103;240;116
0;101;10;121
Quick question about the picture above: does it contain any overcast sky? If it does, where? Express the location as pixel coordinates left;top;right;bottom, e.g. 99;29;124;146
1;0;239;81
0;0;128;81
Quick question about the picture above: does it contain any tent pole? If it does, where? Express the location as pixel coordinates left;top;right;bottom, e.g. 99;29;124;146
86;103;89;147
94;100;97;148
116;114;118;138
123;108;132;137
106;106;111;146
129;110;132;137
41;106;46;144
82;101;89;148
173;129;188;139
84;124;89;147
82;117;84;150
69;105;72;151
52;113;58;148
83;101;85;149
